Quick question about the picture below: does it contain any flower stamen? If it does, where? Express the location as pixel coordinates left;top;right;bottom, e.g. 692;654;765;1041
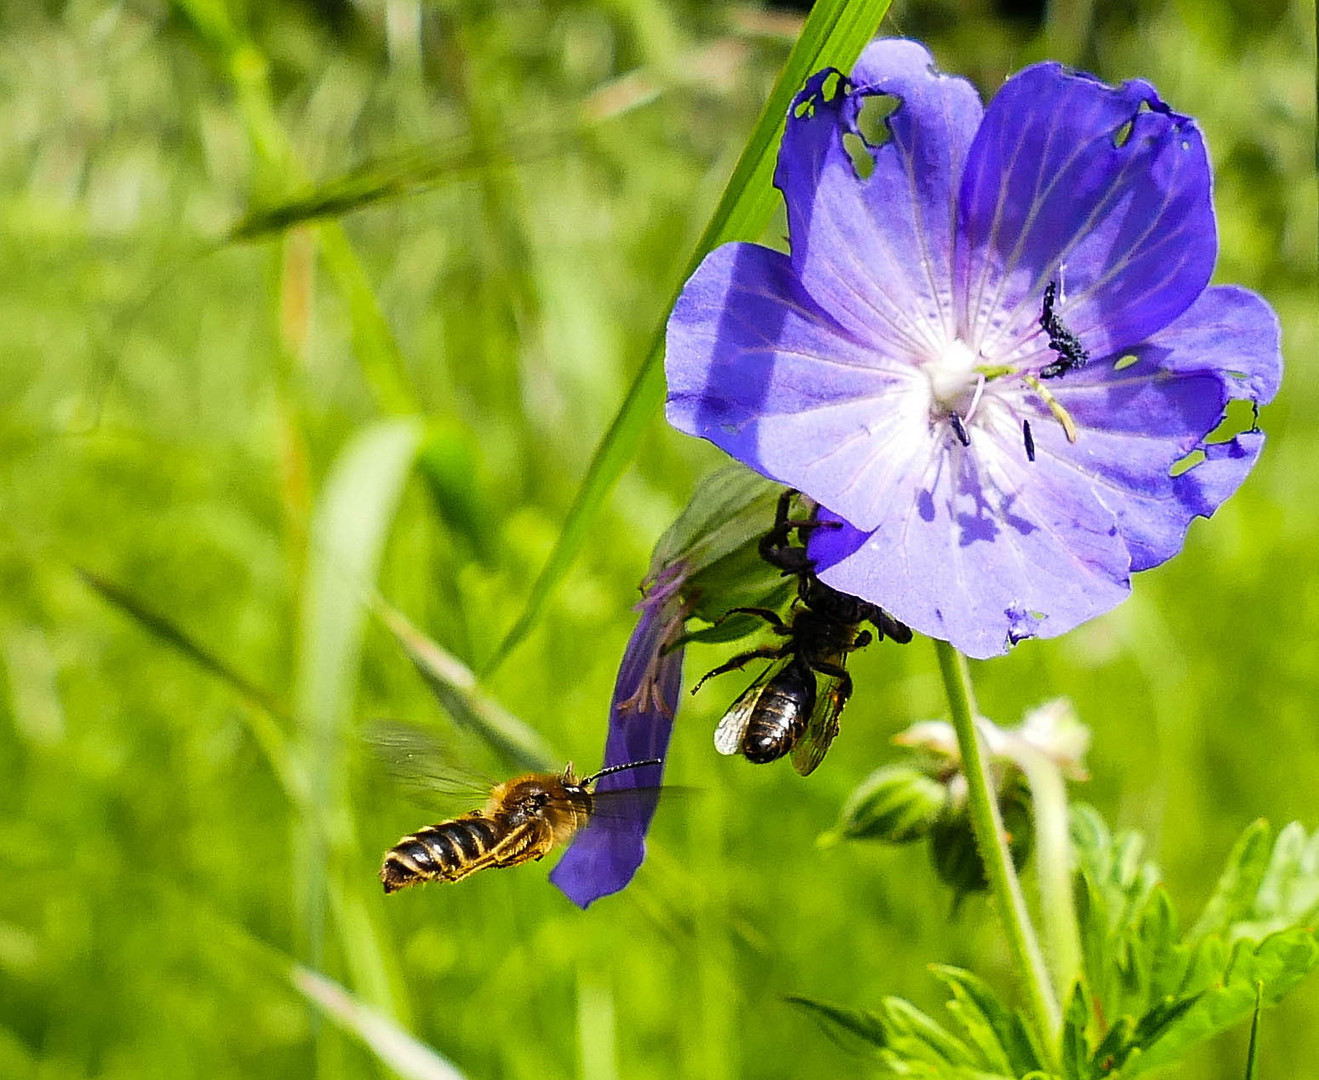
1039;282;1089;379
1023;375;1078;444
1022;419;1036;462
964;374;987;424
949;412;971;446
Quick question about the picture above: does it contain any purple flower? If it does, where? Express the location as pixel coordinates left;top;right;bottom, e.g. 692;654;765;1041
550;566;684;908
665;40;1282;659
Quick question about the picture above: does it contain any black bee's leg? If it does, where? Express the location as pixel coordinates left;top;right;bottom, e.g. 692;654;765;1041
871;609;914;644
758;488;841;576
721;606;791;634
811;660;854;708
691;643;790;695
844;629;873;652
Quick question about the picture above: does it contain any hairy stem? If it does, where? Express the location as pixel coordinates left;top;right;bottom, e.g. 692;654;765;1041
934;640;1062;1063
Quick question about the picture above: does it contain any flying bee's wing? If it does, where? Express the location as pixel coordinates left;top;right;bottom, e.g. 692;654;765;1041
713;659;785;756
364;720;495;807
790;669;848;777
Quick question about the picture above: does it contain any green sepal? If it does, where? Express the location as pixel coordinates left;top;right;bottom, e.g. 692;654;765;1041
931;772;1033;897
828;764;949;845
650;466;780;577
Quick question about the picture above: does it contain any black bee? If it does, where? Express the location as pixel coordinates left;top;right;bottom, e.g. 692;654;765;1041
693;490;911;775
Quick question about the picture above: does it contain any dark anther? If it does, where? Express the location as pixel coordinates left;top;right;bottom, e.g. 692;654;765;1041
1039;281;1089;379
1023;419;1036;462
949;413;971;447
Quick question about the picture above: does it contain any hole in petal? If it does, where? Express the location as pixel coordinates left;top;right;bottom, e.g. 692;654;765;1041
1112;100;1153;148
1205;398;1260;444
1170;448;1206;476
1113;354;1139;371
855;93;899;147
843;132;875;179
822;70;844;102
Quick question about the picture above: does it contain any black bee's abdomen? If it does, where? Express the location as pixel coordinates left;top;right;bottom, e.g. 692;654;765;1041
743;665;815;763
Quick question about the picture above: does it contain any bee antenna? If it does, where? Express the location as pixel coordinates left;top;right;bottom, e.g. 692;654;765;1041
581;758;663;786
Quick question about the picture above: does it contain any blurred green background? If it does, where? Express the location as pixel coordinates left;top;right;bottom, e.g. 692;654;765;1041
0;0;1314;1077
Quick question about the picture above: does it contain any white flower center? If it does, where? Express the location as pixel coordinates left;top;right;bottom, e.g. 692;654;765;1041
922;338;980;414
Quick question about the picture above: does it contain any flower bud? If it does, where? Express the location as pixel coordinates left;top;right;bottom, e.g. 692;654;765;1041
929;772;1033;896
826;764;948;846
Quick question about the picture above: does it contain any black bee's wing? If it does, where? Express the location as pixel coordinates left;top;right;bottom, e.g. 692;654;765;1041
790;670;846;777
713;659;787;756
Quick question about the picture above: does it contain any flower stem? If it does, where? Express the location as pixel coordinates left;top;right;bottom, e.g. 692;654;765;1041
933;640;1062;1062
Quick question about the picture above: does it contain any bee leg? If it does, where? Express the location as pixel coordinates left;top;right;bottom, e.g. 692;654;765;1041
812;660;853;708
691;643;789;695
847;629;873;651
871;609;914;644
721;606;790;634
760;488;842;575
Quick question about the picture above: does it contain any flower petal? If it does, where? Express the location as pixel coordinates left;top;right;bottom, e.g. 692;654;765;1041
1047;285;1281;571
956;63;1215;365
776;39;983;355
666;241;933;532
549;603;681;909
808;429;1132;659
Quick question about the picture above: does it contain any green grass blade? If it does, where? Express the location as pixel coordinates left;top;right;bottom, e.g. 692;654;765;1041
75;567;302;803
374;598;558;771
294;417;424;995
292;967;468;1080
483;0;893;675
76;566;291;722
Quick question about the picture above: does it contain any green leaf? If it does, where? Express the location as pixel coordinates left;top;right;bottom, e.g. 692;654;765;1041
1188;820;1274;944
931;967;1045;1077
75;567;290;723
294;417;424;1015
1072;810;1319;1078
482;0;894;676
1059;984;1089;1080
784;995;888;1055
1115;930;1319;1076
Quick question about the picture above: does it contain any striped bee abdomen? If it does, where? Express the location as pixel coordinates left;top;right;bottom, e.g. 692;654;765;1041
380;815;505;893
742;661;815;764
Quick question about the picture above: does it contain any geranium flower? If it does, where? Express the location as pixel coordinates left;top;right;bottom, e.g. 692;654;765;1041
666;39;1282;658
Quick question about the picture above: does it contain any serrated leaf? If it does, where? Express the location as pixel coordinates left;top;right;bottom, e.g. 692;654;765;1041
1188;821;1274;944
1059;984;1089;1080
882;996;982;1070
482;0;894;676
784;995;888;1055
1114;930;1319;1076
931;967;1045;1077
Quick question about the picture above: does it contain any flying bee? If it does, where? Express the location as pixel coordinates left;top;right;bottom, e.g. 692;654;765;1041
380;758;661;893
693;489;912;775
